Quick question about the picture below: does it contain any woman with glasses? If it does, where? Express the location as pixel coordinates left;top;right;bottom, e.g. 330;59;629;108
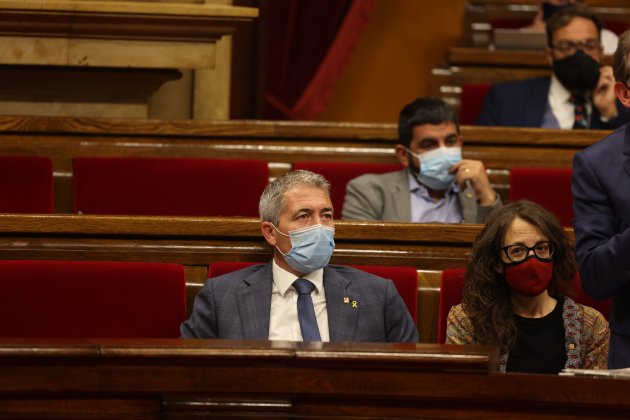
446;200;609;373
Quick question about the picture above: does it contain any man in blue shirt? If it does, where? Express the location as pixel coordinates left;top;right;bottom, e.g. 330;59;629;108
342;97;500;223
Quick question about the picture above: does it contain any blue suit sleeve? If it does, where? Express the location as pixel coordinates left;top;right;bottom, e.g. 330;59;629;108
384;279;419;343
572;152;630;299
475;84;502;126
180;280;218;338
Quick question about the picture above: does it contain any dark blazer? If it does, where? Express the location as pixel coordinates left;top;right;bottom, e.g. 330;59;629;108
181;263;419;343
573;123;630;367
477;76;628;129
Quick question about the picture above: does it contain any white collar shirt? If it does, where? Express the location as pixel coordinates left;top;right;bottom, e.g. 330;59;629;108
547;74;592;129
268;259;330;342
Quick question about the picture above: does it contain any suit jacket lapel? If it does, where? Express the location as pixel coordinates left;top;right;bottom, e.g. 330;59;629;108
524;77;551;127
393;170;412;221
237;262;273;339
324;266;358;342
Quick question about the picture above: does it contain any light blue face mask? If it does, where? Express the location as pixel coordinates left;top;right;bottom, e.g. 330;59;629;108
274;224;335;274
407;146;462;191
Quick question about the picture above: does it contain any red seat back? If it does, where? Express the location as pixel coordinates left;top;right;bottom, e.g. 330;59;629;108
0;260;186;338
292;161;403;214
438;268;466;344
460;83;491;125
73;157;269;216
509;167;574;226
208;262;418;324
0;156;53;213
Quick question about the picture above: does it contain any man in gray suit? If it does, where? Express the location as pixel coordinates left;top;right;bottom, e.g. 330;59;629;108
342;97;500;223
181;169;419;343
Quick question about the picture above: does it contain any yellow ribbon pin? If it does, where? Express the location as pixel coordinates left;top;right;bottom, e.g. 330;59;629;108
351;300;358;308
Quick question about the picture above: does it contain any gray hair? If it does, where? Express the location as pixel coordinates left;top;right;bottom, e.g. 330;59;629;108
259;169;331;226
614;30;630;84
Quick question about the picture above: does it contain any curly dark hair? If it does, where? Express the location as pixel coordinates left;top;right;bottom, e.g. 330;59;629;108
462;200;577;350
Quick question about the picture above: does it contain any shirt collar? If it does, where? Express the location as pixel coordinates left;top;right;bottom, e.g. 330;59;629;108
272;259;324;297
549;74;575;106
407;170;459;196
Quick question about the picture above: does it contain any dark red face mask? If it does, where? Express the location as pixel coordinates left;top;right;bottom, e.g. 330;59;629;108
504;256;553;297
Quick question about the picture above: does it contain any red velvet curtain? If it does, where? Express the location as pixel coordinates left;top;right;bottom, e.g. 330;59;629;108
263;0;376;120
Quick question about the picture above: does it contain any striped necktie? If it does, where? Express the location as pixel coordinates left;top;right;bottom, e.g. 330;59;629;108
572;95;588;129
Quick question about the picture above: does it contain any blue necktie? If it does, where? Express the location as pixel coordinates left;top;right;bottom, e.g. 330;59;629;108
573;95;588;129
293;278;321;341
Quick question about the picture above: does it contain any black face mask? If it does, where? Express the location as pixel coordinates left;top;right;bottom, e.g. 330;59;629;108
552;50;600;93
542;2;572;21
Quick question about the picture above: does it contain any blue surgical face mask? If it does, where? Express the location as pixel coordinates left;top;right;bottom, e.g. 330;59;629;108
274;224;335;274
407;146;462;191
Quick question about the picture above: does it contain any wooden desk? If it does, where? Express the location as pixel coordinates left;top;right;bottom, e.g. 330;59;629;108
462;1;630;48
0;339;629;418
0;116;610;212
0;214;576;343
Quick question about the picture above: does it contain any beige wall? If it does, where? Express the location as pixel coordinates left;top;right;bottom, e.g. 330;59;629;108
317;0;468;123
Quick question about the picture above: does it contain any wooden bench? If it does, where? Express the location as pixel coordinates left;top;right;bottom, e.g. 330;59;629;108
462;0;630;48
0;214;575;343
0;339;629;418
0;115;610;212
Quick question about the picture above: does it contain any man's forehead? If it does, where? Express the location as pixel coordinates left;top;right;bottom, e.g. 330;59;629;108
411;122;458;139
553;17;599;41
282;186;331;208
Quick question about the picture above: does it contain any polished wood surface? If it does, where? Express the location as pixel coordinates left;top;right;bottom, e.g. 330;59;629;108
0;1;257;119
0;214;576;344
1;339;630;418
0;115;611;212
0;1;258;62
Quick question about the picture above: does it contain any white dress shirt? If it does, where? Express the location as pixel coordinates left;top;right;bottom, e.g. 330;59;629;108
546;74;592;129
268;259;330;342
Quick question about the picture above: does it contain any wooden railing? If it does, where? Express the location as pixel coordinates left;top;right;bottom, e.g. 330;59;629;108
1;339;629;418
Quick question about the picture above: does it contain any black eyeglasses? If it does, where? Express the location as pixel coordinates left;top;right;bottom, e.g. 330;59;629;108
501;241;554;263
551;39;601;56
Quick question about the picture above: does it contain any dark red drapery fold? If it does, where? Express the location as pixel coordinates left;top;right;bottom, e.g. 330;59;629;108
264;0;376;120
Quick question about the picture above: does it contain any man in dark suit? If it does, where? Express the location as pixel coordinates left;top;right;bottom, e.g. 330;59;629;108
477;6;628;130
181;169;419;343
572;29;630;368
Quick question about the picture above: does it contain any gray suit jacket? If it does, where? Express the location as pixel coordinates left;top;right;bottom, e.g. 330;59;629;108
342;169;499;223
181;263;419;343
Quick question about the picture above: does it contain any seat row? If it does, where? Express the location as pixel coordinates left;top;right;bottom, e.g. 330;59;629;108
0;259;609;343
1;155;574;224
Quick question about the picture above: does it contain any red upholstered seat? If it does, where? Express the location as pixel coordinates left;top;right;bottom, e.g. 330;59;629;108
437;268;466;344
509;167;574;226
0;156;53;213
0;260;186;338
460;83;491;125
438;269;611;344
73;157;269;216
208;262;418;324
292;161;403;214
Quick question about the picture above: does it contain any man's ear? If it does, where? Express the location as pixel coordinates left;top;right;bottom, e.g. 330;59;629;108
261;221;277;247
614;82;630;108
395;144;410;167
